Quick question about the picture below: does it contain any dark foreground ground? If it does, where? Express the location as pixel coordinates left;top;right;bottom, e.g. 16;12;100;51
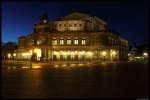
1;62;149;99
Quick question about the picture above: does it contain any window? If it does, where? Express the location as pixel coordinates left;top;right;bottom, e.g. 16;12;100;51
81;39;86;45
67;39;71;45
60;39;64;45
74;24;77;27
32;40;35;45
52;39;57;45
64;24;66;27
74;39;78;45
79;24;82;27
59;24;61;27
69;24;72;27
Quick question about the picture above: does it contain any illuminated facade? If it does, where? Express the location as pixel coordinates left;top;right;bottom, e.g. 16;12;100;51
16;12;128;62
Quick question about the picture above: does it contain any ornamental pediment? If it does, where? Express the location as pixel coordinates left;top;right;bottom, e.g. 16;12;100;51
61;12;91;20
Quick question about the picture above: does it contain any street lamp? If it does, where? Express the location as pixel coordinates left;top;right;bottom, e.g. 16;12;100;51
143;52;148;57
143;52;148;61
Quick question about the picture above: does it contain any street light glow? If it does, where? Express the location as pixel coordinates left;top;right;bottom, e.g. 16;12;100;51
143;52;148;57
22;53;27;56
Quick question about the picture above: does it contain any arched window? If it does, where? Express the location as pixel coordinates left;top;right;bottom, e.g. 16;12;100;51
59;38;64;45
74;37;78;45
52;38;57;45
67;37;71;45
81;38;86;45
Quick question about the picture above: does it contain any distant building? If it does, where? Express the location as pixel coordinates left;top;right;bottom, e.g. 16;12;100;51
15;12;128;62
128;44;149;61
2;42;17;60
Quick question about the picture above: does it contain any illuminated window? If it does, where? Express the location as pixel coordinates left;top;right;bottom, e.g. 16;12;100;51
74;39;78;45
60;39;64;45
52;39;57;45
67;39;71;45
81;39;86;45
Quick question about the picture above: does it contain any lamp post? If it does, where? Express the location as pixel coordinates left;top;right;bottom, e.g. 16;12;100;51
143;52;148;61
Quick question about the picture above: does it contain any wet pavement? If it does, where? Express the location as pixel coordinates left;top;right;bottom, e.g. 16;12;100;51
1;62;149;99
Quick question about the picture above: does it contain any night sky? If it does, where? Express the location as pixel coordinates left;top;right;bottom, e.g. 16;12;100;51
2;1;148;45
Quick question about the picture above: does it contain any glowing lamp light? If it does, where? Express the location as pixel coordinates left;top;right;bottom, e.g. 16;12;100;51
34;49;36;52
32;65;41;69
29;50;32;54
75;51;78;54
87;52;93;56
67;51;70;55
71;52;74;55
102;51;106;56
78;64;84;66
22;53;27;56
112;51;116;55
143;52;148;57
21;66;30;69
34;48;41;53
13;53;16;56
80;51;85;55
82;51;85;53
54;51;59;55
62;64;67;67
54;65;59;68
63;52;66;55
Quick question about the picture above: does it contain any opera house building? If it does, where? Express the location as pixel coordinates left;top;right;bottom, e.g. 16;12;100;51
15;12;128;63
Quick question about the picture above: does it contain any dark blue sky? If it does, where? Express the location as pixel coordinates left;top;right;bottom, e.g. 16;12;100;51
2;1;148;45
